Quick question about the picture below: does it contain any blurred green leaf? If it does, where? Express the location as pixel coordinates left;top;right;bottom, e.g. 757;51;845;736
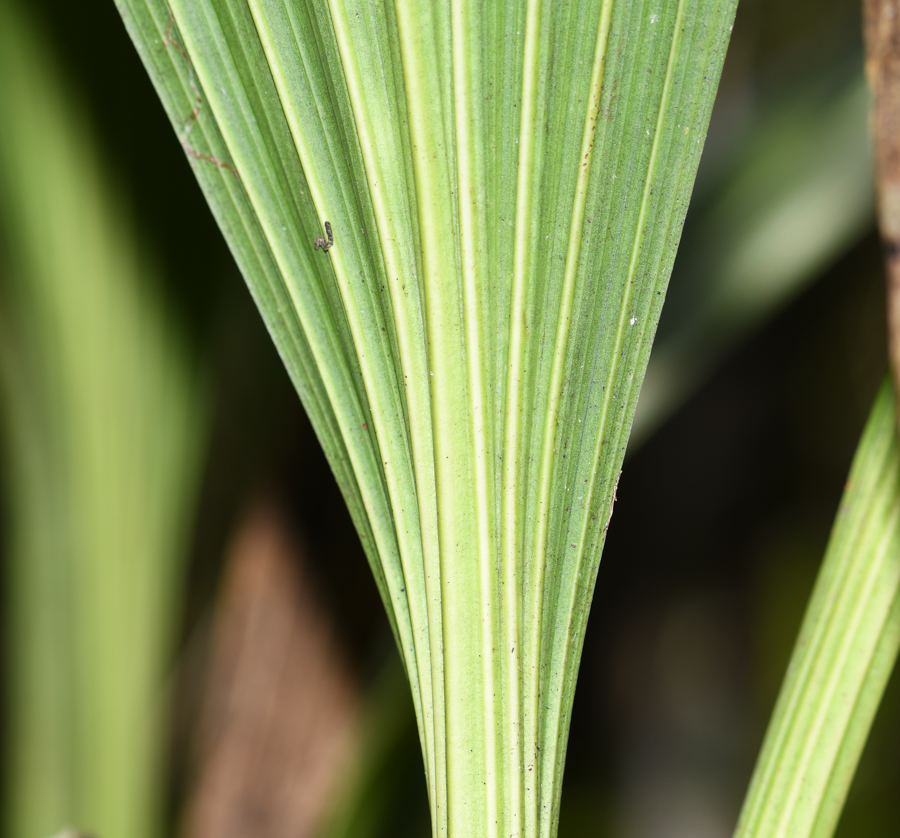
0;3;204;836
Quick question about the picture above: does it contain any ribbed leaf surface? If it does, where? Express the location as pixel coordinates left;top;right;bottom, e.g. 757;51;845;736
114;1;736;835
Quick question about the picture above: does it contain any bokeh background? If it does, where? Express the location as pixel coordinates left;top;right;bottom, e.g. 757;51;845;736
0;0;896;836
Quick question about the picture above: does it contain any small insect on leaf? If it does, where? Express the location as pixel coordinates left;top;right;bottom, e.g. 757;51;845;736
314;220;334;252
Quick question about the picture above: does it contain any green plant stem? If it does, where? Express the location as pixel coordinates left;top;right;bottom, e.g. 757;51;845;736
734;379;900;838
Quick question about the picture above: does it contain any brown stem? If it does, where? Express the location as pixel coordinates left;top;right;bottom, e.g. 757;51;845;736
864;0;900;416
181;499;357;838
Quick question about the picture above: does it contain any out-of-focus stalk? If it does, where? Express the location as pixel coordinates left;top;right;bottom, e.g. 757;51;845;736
0;4;204;836
734;380;900;838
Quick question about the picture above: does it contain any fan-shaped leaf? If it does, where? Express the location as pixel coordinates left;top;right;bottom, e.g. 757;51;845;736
114;1;736;835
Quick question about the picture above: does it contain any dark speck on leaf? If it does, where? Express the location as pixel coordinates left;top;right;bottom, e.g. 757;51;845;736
315;220;334;252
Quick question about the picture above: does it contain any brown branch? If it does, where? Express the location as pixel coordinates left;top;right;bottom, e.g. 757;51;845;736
182;500;357;838
864;0;900;416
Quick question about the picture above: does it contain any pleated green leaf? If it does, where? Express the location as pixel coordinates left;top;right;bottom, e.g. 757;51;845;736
735;379;900;838
114;1;736;836
0;4;203;837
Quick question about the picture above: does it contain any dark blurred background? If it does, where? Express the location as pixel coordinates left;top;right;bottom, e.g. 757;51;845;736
0;0;896;837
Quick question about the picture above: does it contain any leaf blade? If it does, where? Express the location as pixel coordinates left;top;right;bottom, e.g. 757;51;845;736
115;2;738;836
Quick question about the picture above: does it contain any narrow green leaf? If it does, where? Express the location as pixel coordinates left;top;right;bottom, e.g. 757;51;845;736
114;1;736;836
735;379;900;838
0;4;203;836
